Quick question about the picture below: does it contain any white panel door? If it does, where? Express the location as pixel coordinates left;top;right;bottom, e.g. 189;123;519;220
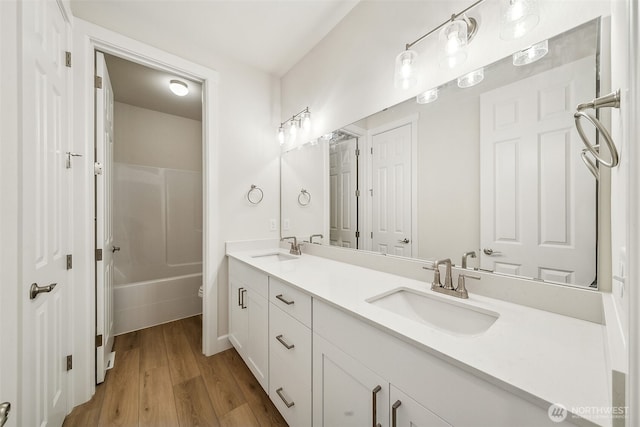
20;0;71;425
480;57;596;285
371;124;412;256
95;51;115;383
329;138;359;248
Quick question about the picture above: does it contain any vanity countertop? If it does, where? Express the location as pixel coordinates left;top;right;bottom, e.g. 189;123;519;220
227;248;610;427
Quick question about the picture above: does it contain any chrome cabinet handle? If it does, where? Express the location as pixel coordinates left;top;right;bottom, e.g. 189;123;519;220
276;387;295;408
275;334;295;350
372;385;382;427
392;400;402;427
238;287;244;307
29;283;57;300
483;248;501;256
111;245;121;253
397;238;410;244
0;402;11;427
241;289;247;309
275;294;294;305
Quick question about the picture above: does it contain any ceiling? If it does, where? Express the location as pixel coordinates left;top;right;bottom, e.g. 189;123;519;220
104;53;203;121
71;0;360;77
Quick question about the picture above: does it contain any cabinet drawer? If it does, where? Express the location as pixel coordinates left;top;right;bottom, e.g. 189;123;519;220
229;257;269;298
269;277;311;327
269;303;311;375
390;385;451;427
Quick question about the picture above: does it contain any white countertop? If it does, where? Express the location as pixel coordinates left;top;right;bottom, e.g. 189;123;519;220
228;248;611;427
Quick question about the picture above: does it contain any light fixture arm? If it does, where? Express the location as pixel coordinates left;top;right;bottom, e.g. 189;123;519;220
404;0;485;50
280;107;310;129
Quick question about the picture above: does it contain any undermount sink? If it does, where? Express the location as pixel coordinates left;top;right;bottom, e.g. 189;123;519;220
367;288;499;336
251;252;298;262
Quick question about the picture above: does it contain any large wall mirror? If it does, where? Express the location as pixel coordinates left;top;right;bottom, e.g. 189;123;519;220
281;18;608;289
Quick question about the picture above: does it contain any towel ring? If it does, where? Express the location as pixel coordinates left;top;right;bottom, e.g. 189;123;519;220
298;189;311;206
247;184;264;205
574;89;621;172
574;111;619;168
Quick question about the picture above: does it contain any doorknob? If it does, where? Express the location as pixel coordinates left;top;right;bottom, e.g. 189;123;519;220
0;402;10;427
111;246;121;253
29;283;57;300
483;248;502;256
398;238;410;244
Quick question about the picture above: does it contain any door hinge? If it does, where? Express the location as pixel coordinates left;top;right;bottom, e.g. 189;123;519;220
66;355;73;371
95;249;103;261
96;334;103;348
65;51;71;68
370;147;373;155
355;190;360;197
355;231;360;238
94;162;103;175
371;232;373;238
95;75;103;89
66;254;72;270
355;148;360;156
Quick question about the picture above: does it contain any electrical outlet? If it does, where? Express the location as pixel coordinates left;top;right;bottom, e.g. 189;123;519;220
269;219;277;231
283;218;290;230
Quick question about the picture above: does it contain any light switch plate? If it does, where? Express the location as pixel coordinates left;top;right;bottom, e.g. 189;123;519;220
269;219;277;231
283;219;290;230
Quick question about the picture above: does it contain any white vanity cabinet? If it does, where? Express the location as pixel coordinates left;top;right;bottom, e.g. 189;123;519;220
228;258;269;391
313;333;390;427
269;278;312;427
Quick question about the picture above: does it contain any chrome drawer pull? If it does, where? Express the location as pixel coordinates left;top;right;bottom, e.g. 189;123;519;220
276;387;295;408
392;400;402;427
372;385;382;427
276;294;294;305
238;287;244;307
276;334;295;350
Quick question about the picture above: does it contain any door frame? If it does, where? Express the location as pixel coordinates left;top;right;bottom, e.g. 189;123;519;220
364;114;418;255
70;19;224;407
0;1;20;425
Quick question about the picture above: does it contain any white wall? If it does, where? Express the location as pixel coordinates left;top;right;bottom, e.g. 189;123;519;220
281;1;610;142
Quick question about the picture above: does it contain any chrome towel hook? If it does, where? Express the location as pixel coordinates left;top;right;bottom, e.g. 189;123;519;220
574;89;621;180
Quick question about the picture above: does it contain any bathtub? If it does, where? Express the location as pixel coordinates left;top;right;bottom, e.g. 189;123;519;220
113;272;203;335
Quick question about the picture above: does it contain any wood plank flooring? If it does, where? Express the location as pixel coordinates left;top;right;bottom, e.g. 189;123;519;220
63;316;288;427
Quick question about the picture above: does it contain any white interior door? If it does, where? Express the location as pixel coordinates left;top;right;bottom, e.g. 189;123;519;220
329;138;359;248
480;57;596;285
20;0;71;425
95;51;115;383
370;124;413;256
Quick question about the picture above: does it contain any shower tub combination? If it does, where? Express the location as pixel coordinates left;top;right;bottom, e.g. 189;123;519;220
113;163;203;335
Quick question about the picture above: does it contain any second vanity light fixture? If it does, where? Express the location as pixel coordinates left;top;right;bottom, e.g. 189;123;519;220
278;107;311;144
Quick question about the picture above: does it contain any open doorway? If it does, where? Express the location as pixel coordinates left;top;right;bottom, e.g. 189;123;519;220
94;52;204;383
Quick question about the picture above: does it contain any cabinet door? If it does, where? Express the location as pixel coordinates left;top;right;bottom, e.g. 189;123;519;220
247;290;269;391
228;277;248;357
313;333;389;427
390;386;452;427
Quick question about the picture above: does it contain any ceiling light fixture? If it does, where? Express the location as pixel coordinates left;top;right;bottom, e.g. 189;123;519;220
416;87;439;104
394;0;483;86
457;68;485;88
169;79;189;96
512;39;548;65
499;0;540;40
276;107;311;145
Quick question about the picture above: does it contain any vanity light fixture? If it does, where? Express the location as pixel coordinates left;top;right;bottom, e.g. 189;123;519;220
394;0;483;87
457;68;484;88
499;0;540;40
276;107;311;144
512;39;548;65
169;79;189;96
416;87;439;104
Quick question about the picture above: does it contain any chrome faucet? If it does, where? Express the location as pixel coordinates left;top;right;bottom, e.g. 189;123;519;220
423;258;480;299
310;234;323;244
461;251;477;269
281;236;302;256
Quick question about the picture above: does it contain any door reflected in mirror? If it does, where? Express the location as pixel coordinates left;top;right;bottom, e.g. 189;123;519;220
280;19;605;288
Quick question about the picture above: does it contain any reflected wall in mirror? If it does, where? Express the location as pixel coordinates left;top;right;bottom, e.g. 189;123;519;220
281;19;606;288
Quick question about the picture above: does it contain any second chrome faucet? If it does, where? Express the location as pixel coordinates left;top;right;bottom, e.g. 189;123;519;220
281;236;302;256
423;258;480;299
